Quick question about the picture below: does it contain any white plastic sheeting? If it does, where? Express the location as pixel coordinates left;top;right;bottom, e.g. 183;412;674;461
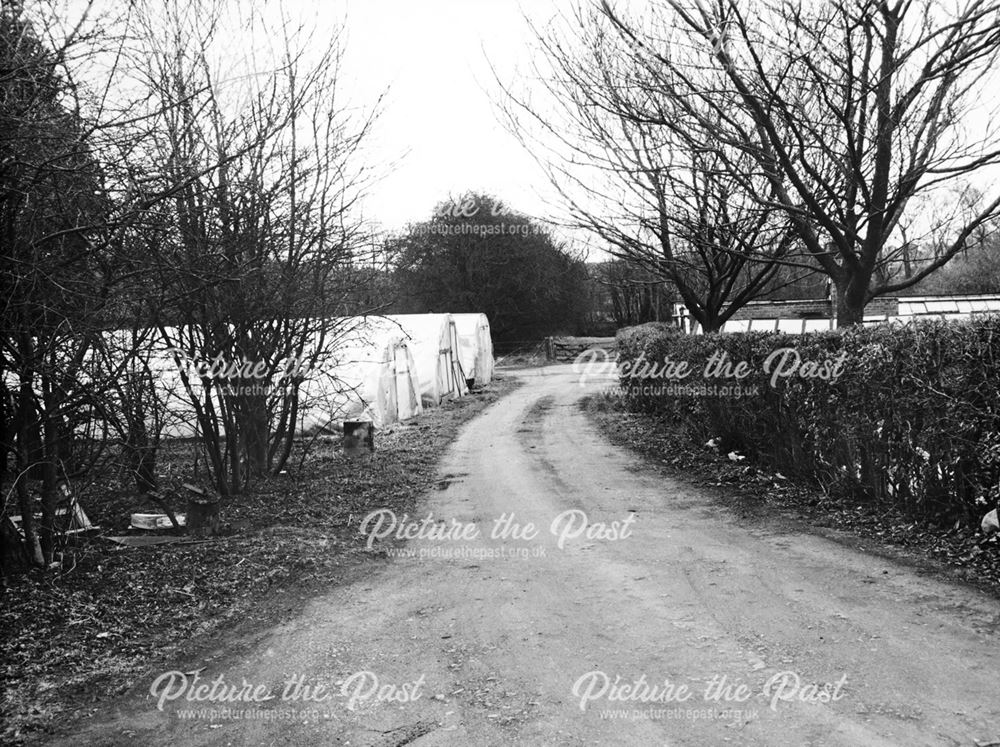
114;320;424;438
303;316;423;431
94;329;197;440
91;312;485;440
452;313;494;387
387;314;469;406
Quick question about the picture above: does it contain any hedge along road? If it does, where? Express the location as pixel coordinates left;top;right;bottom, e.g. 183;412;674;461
58;364;1000;746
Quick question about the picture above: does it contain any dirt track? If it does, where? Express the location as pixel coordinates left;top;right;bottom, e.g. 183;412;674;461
58;365;1000;746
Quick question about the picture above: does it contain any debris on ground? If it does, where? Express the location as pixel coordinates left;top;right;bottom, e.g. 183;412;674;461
583;396;1000;597
0;378;519;746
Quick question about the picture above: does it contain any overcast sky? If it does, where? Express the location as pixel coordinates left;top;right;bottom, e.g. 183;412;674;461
332;0;566;235
66;0;1000;252
62;0;578;240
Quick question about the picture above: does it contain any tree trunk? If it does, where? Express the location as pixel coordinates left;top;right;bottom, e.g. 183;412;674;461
15;343;44;567
242;393;269;477
270;389;299;475
0;381;11;489
16;418;44;568
701;308;723;334
39;426;58;566
834;278;867;328
40;374;60;565
126;414;158;495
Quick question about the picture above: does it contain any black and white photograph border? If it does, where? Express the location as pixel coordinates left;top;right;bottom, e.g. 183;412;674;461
3;1;1000;745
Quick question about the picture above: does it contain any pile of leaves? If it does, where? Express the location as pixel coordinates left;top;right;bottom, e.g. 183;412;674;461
584;393;1000;597
0;377;518;745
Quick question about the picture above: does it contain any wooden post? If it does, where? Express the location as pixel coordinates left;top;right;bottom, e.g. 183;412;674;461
184;483;220;537
343;421;375;457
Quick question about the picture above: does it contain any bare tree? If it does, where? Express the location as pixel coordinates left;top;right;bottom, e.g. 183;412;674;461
499;3;812;332
592;260;674;329
598;0;1000;325
0;0;382;564
127;0;383;496
0;0;149;566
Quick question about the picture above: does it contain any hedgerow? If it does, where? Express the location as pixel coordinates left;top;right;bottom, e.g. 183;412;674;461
615;318;1000;521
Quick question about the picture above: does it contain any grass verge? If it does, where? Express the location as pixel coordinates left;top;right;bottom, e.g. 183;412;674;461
583;392;1000;597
